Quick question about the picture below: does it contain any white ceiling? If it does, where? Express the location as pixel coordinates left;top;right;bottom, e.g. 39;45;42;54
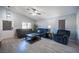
7;6;79;20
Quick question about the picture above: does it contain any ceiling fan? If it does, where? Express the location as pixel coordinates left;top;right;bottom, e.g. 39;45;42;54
26;7;41;15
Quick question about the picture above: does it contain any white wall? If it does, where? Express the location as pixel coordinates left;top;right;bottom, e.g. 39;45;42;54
36;13;77;41
0;7;35;40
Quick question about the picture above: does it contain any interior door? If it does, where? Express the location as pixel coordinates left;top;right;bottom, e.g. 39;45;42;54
59;20;65;30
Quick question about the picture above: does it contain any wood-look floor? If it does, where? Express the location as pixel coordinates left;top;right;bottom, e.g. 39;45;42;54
0;38;79;53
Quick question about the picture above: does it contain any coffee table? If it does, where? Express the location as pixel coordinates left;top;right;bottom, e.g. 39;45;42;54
25;33;41;43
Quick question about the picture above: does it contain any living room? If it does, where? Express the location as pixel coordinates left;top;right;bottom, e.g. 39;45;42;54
0;6;79;53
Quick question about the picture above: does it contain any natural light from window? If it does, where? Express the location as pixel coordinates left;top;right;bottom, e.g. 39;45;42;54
22;22;31;29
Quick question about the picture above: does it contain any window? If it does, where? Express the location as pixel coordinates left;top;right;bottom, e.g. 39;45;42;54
22;22;31;29
28;23;31;29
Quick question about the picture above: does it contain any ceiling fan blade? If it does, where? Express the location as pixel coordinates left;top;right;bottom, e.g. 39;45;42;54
37;13;41;15
31;8;37;11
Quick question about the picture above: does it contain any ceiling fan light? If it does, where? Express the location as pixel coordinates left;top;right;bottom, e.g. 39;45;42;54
35;10;38;13
32;13;37;16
